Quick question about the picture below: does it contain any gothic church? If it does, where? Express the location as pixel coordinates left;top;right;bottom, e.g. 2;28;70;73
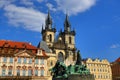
38;11;77;66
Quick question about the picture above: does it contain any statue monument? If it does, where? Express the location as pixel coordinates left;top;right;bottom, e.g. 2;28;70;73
50;50;95;80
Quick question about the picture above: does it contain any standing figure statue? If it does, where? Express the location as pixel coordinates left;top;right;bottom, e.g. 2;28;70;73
76;50;82;65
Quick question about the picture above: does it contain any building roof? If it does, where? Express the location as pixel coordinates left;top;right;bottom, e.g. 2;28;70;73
0;40;37;50
37;41;51;53
115;57;120;62
0;40;48;57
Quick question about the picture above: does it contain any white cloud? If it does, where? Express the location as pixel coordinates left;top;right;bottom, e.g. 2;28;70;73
55;0;97;15
46;3;56;11
20;0;34;6
0;0;14;8
110;44;120;49
4;4;46;32
0;0;97;32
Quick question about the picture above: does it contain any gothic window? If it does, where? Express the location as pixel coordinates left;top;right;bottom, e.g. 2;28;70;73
69;37;72;44
49;34;52;42
58;52;64;62
50;61;53;66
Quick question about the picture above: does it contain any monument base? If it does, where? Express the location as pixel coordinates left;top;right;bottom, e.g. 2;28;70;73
68;74;94;80
53;74;94;80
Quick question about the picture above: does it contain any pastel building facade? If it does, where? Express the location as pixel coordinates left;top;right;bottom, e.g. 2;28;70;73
83;58;112;80
0;40;49;80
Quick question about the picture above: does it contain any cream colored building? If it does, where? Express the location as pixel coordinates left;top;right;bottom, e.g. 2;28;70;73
83;58;112;80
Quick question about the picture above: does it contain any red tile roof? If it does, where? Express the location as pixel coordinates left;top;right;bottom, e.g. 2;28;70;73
0;40;48;57
115;57;120;62
0;40;37;50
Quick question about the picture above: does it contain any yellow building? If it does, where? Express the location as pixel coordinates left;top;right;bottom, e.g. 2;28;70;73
83;58;112;80
0;40;49;80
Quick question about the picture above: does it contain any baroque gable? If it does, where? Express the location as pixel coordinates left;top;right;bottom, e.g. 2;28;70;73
14;50;35;57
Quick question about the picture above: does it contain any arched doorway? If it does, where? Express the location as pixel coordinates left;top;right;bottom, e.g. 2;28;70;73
58;52;64;62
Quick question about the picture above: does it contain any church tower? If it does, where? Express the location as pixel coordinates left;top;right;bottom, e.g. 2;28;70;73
55;14;76;66
41;11;56;47
39;12;77;66
63;14;76;49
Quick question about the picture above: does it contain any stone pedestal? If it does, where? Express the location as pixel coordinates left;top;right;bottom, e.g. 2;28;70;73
68;74;95;80
53;74;94;80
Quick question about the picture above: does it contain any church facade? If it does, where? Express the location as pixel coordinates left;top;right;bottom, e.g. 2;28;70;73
38;11;78;68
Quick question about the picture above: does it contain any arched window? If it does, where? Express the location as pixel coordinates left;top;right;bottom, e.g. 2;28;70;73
49;34;52;42
69;37;72;44
58;52;64;62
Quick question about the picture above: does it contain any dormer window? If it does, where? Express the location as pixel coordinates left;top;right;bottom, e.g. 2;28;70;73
37;50;41;55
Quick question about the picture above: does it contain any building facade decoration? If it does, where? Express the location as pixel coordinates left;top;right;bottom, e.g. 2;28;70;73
82;58;112;80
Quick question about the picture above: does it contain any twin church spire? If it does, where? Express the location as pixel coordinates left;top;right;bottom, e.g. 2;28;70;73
42;10;75;35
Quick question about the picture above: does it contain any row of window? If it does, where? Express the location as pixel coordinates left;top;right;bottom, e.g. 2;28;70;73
2;69;44;76
2;57;44;64
3;57;13;63
87;63;109;67
17;58;44;64
90;68;110;72
94;74;111;79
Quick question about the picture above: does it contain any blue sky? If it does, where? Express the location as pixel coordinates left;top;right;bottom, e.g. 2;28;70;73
0;0;120;62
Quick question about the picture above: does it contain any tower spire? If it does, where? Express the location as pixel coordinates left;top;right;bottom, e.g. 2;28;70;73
64;14;71;32
45;10;52;29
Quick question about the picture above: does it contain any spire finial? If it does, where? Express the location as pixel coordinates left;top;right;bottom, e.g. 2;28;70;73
48;9;50;18
64;13;71;32
45;9;52;29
